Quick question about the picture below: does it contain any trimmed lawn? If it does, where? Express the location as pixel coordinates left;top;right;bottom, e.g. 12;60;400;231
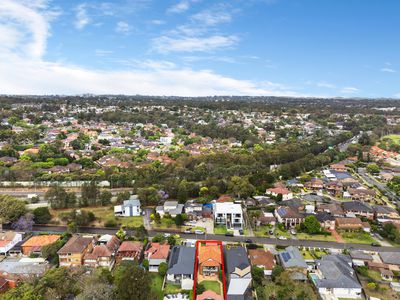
201;280;221;295
296;233;336;242
150;273;164;300
340;231;377;244
214;225;228;235
300;249;314;260
51;206;143;228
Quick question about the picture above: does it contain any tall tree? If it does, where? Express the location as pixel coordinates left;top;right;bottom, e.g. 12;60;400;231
114;264;151;300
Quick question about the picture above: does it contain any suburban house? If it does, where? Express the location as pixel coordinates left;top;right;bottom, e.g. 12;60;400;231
166;246;195;290
58;235;94;267
343;201;374;219
379;252;400;270
312;254;362;299
0;232;23;255
277;246;308;273
335;217;364;231
225;246;252;300
145;242;170;272
156;201;184;217
21;235;60;256
116;241;143;263
198;243;222;277
275;206;305;228
325;181;343;197
347;188;376;202
214;202;243;230
304;178;324;190
373;205;400;221
330;163;347;172
350;250;373;267
83;235;120;269
0;257;49;281
315;212;336;230
114;196;141;217
248;249;275;276
317;202;345;217
266;187;293;200
184;200;204;220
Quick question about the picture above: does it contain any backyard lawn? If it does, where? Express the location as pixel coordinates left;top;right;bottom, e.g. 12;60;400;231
164;283;181;294
51;206;143;228
201;280;221;295
340;231;377;244
149;273;164;300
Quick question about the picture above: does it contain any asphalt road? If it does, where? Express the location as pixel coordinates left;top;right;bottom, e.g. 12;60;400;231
21;224;400;253
358;168;399;203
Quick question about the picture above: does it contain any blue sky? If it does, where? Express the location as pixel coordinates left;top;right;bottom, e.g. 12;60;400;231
0;0;399;97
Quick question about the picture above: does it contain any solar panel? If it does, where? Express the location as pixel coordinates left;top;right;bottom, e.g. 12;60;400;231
281;252;291;262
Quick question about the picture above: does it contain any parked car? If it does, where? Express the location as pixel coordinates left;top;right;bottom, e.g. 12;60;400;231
225;232;234;237
290;229;297;235
278;236;287;240
194;230;205;235
239;229;244;235
371;242;381;247
268;230;274;235
245;239;253;243
183;229;193;234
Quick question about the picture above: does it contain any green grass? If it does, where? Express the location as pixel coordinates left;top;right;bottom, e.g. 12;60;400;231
164;283;181;294
214;225;228;235
340;231;377;244
274;228;290;238
201;280;221;295
296;232;336;242
383;134;400;144
51;206;143;227
254;225;271;237
149;273;164;300
300;249;314;260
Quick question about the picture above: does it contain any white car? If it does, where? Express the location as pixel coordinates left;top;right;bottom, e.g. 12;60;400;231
278;236;287;240
194;230;205;235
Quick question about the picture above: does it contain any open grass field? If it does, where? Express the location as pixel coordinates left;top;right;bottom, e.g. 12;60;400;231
296;232;336;242
51;205;143;228
382;134;400;144
340;231;377;244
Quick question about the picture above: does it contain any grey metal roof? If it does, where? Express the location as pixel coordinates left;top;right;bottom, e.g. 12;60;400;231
315;254;361;289
167;246;195;275
343;201;373;213
123;199;141;207
225;247;250;274
278;246;308;269
379;252;400;265
349;250;373;261
0;259;48;275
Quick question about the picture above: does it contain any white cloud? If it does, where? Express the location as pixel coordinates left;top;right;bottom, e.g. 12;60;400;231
115;21;131;34
340;87;359;94
151;19;165;25
381;67;396;73
0;0;303;97
153;35;239;53
167;1;190;13
191;10;232;26
95;49;113;57
317;82;335;89
74;4;90;29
